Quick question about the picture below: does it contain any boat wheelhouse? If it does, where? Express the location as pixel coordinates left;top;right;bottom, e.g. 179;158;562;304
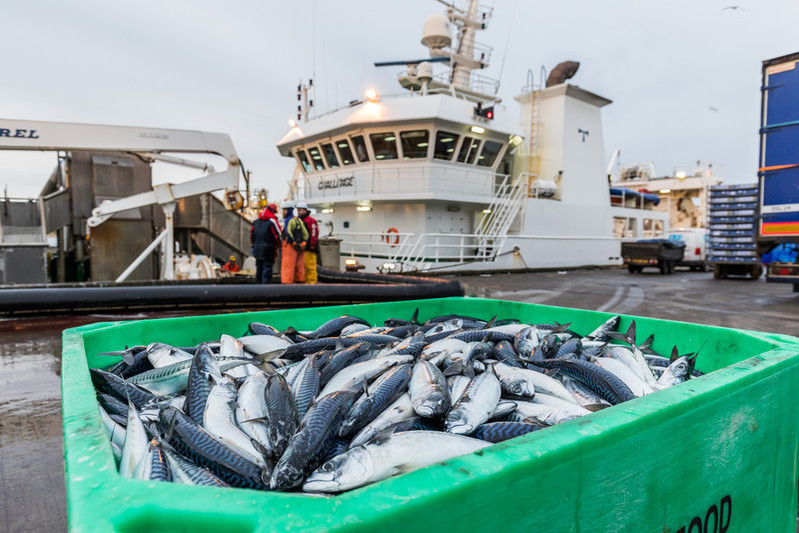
276;1;668;273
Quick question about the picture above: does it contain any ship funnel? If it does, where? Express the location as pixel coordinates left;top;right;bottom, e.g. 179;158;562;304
546;61;580;87
422;13;451;49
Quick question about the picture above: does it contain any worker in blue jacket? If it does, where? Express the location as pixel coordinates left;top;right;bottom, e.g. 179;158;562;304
250;203;282;283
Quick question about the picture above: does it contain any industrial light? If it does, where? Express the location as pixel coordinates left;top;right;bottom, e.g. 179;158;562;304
676;172;686;179
288;119;297;128
659;189;671;193
474;104;494;119
470;126;485;134
482;208;491;213
321;208;334;214
365;89;378;102
345;258;366;272
381;262;398;272
356;206;372;212
441;137;454;142
509;135;523;146
384;136;396;141
418;142;429;147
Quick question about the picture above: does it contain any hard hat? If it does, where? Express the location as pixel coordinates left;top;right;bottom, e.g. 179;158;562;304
267;203;278;212
297;201;308;209
229;255;236;261
283;200;295;209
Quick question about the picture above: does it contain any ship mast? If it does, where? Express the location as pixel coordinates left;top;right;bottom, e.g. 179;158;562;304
394;0;497;103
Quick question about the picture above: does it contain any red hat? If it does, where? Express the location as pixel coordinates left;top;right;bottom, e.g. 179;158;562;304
267;203;278;212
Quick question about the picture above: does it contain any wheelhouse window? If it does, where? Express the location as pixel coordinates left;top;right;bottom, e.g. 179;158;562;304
457;136;481;164
321;143;340;168
370;132;399;160
434;131;459;160
400;130;429;159
307;146;325;171
336;139;355;165
351;135;370;162
476;140;503;167
296;150;313;173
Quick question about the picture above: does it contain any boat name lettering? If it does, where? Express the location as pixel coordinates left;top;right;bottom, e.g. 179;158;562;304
674;495;731;533
0;129;39;139
139;132;169;139
318;176;354;190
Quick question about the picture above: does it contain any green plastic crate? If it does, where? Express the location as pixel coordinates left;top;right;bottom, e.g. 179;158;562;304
62;297;799;532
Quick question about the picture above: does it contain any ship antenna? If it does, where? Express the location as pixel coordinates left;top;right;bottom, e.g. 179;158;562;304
497;0;517;87
312;0;317;119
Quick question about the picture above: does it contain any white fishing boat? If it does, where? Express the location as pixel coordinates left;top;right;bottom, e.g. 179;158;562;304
276;1;668;273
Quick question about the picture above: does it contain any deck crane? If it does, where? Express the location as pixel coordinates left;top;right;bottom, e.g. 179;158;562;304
0;119;247;280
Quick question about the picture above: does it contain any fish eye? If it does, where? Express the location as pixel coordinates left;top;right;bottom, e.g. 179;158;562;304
320;462;333;472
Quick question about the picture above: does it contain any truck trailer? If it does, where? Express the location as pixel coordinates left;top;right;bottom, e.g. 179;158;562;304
758;52;799;291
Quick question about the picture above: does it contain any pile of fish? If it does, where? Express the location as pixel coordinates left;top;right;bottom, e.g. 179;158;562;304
91;312;701;494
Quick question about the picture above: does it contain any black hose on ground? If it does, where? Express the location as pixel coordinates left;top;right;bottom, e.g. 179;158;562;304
0;271;464;316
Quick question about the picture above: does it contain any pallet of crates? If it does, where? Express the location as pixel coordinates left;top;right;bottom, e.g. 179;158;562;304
708;184;762;279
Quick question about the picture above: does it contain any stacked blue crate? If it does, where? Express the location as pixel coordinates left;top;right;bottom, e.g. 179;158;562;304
708;184;759;265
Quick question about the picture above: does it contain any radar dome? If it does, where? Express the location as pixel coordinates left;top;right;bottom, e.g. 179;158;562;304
421;13;451;49
417;61;434;81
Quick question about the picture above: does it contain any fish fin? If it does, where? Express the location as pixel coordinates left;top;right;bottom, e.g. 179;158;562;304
543;368;560;379
480;333;491;343
371;427;398;445
482;316;497;329
694;338;709;358
625;321;637;346
640;334;655;351
606;331;629;345
362;380;370;398
669;346;680;363
583;403;611;412
410;308;420;325
443;361;463;377
553;322;572;333
238;415;269;424
393;463;418;475
165;409;178;442
463;364;476;380
260;363;277;376
251;438;269;457
343;378;367;394
522;415;547;426
685;352;699;377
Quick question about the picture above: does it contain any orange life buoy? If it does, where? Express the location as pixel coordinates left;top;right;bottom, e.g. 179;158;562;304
383;227;400;247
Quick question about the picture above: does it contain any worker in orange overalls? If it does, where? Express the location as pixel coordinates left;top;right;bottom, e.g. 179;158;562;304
280;201;309;283
221;255;241;273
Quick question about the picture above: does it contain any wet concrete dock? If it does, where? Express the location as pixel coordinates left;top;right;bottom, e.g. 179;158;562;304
1;268;797;531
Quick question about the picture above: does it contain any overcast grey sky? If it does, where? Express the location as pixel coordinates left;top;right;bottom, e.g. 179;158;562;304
2;0;798;200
